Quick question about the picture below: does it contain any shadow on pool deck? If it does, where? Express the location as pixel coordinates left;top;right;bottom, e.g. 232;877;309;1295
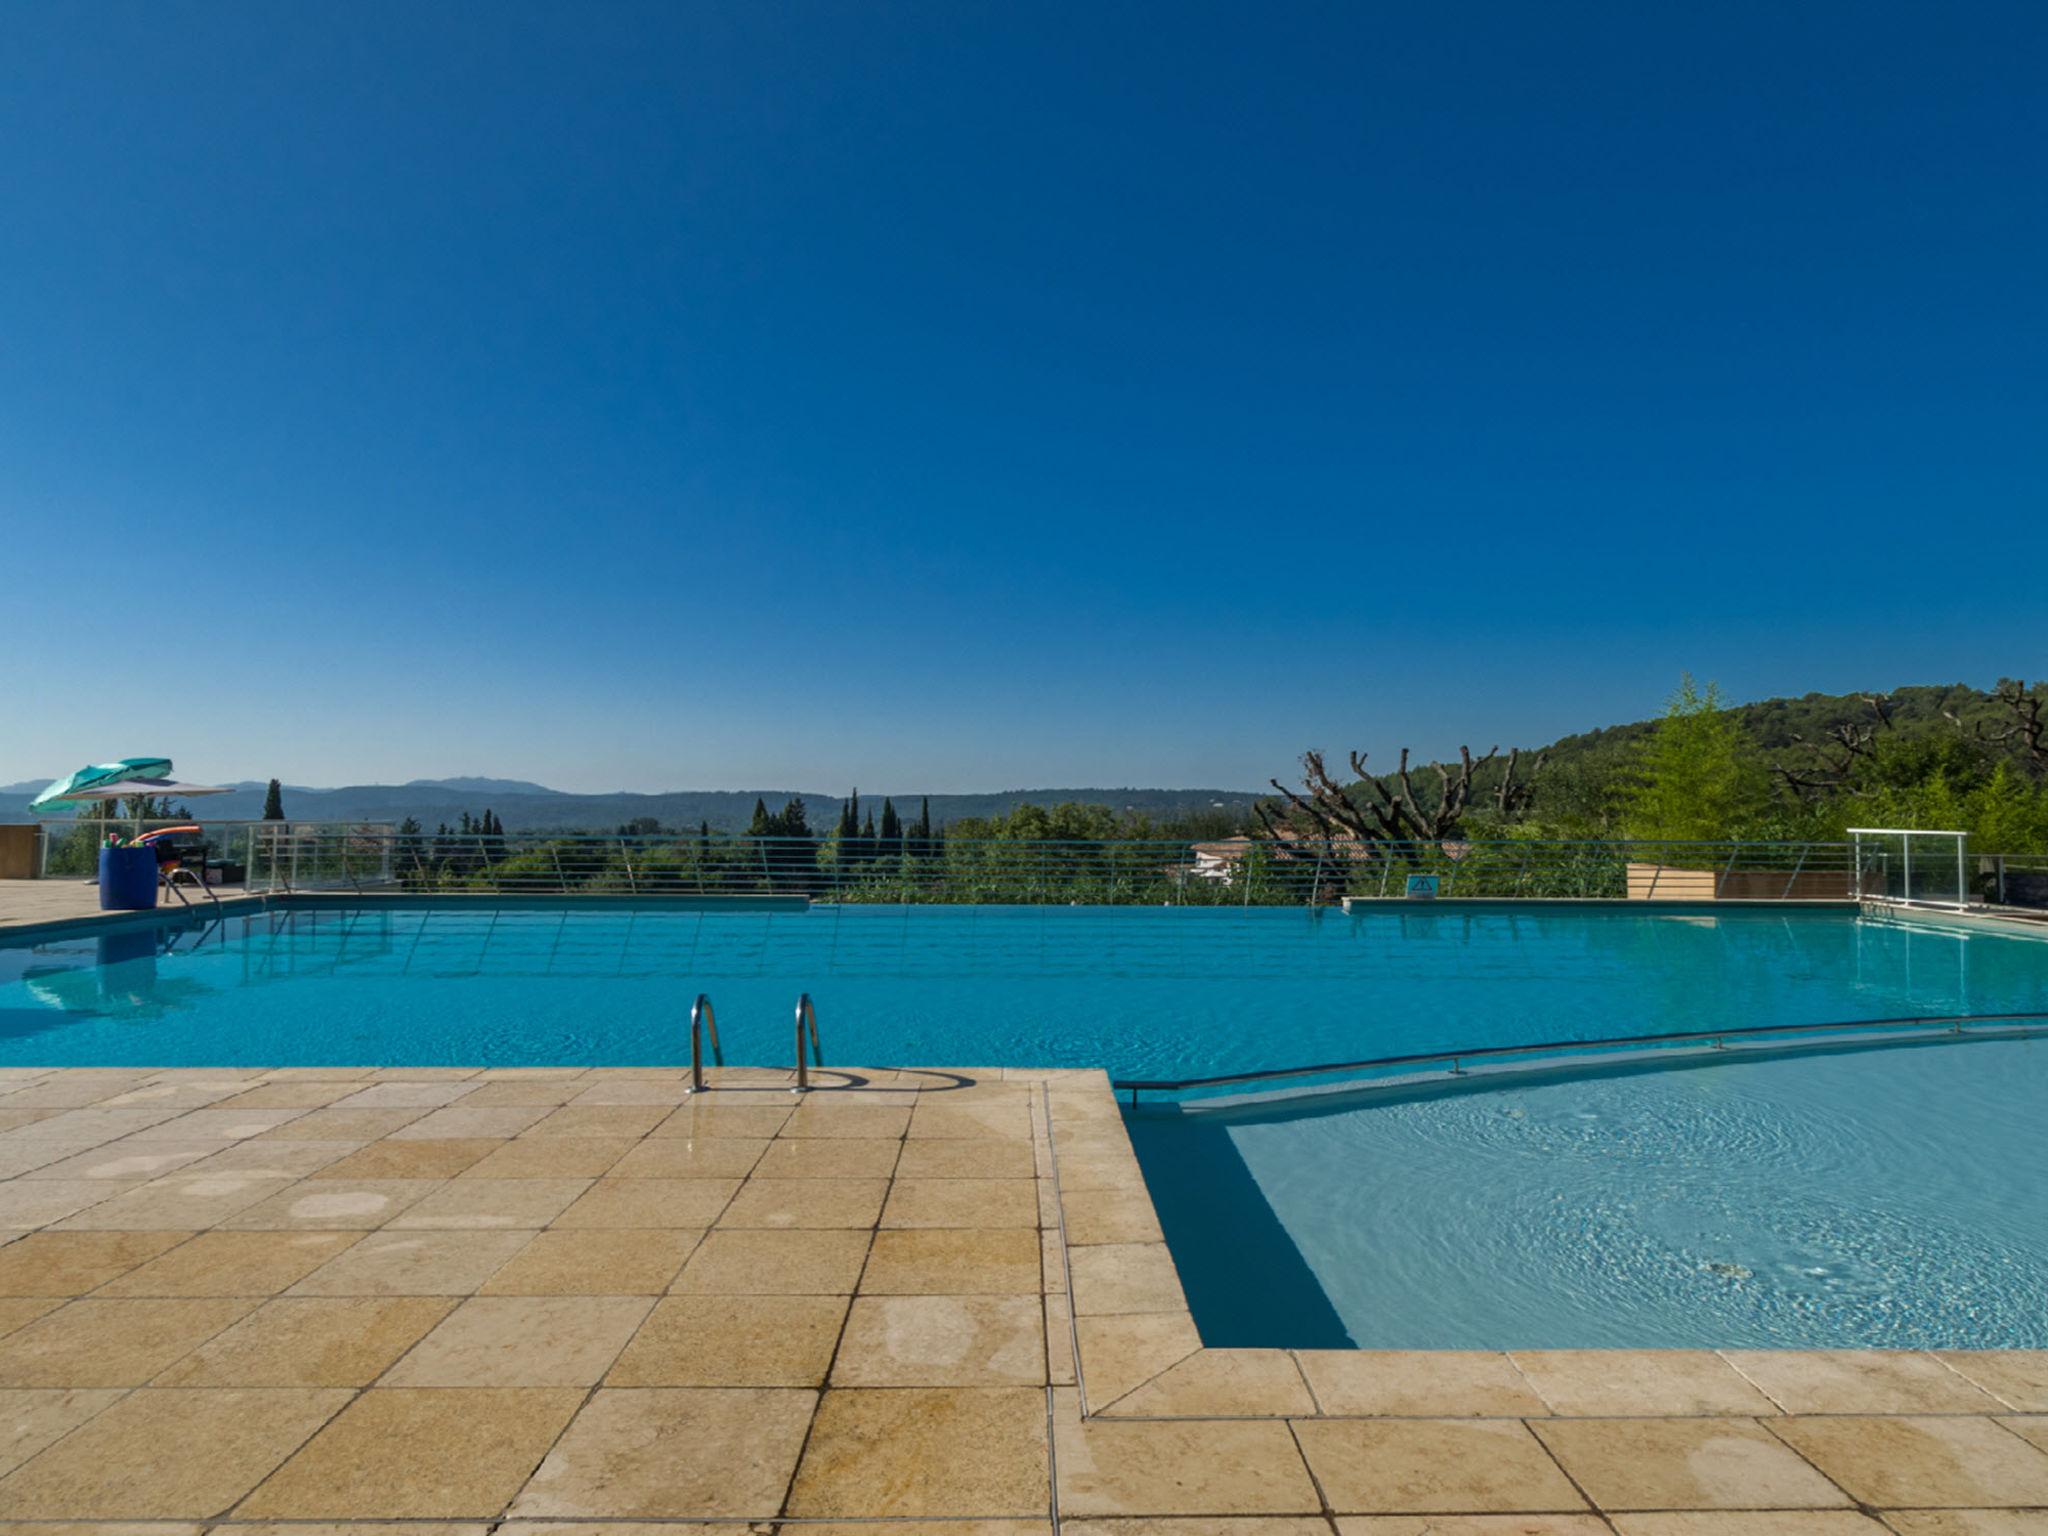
1125;1107;1354;1349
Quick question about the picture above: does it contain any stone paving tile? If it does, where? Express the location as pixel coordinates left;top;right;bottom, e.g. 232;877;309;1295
386;1178;589;1229
128;1109;312;1142
1105;1347;1315;1417
1936;1353;2048;1411
0;1230;187;1295
1510;1349;1780;1415
1059;1186;1166;1244
787;1386;1049;1517
895;1137;1038;1179
606;1136;768;1179
1336;1519;1614;1534
607;1293;847;1386
16;1141;219;1182
2007;1415;2048;1453
831;1294;1045;1386
222;1179;442;1231
551;1176;738;1228
507;1387;815;1519
675;1228;872;1295
718;1176;888;1229
311;1138;501;1179
1077;1313;1217;1414
217;1082;363;1110
1065;1521;1328;1536
0;1180;130;1230
1878;1512;2048;1533
387;1105;553;1140
567;1078;693;1106
1727;1351;2005;1413
460;1136;636;1179
385;1294;651;1386
285;1229;536;1295
95;1230;360;1296
479;1227;700;1295
882;1177;1039;1229
49;1171;298;1230
1298;1350;1549;1417
1296;1418;1589;1515
1530;1417;1850;1511
188;1138;365;1177
649;1104;793;1139
0;1297;63;1337
523;1105;669;1139
751;1136;900;1179
238;1387;584;1519
1068;1242;1188;1316
0;1386;127;1476
0;1297;258;1386
860;1227;1042;1294
259;1107;431;1140
460;1078;589;1106
780;1102;913;1140
333;1083;479;1110
1608;1515;1894;1533
1053;1388;1317;1516
909;1102;1036;1141
1770;1415;2048;1508
0;1386;349;1518
153;1296;456;1386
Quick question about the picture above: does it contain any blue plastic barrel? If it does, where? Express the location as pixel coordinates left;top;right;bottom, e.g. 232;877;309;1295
98;846;159;911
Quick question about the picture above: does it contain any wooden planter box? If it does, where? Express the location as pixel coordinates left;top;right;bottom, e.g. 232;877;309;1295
0;824;37;880
1625;862;1855;901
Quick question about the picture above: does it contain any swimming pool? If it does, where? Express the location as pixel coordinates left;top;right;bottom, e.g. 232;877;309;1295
2;899;2044;1072
1129;1032;2048;1350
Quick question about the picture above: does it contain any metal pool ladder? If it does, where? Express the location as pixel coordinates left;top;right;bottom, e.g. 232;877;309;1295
687;993;723;1093
793;992;824;1094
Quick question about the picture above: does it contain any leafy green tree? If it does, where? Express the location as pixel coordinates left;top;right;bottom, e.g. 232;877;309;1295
1622;675;1774;842
261;779;285;820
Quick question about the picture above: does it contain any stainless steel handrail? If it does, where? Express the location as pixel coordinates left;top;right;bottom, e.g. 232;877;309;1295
1113;1010;2048;1104
794;992;823;1094
688;993;723;1093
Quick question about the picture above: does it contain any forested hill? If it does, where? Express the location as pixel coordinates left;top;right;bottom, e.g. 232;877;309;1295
1538;683;2006;767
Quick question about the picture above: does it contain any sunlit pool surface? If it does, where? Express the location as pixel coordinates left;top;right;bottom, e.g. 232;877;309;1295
1129;1033;2048;1350
3;900;2044;1074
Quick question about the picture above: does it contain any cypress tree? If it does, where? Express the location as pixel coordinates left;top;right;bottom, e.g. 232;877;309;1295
879;798;902;855
748;797;773;836
261;778;285;820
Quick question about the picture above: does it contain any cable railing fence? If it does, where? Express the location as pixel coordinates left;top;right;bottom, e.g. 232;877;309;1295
220;827;1884;904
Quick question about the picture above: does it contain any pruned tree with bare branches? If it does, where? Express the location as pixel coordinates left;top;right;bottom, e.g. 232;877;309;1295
1255;743;1546;867
1773;693;1895;802
1946;678;2048;778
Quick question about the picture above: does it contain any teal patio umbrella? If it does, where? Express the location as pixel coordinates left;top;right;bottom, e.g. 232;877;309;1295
29;758;175;814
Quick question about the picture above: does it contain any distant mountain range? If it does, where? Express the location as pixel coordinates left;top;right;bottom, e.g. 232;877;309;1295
0;778;1260;831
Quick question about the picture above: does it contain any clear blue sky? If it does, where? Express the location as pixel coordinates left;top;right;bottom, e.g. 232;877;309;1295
4;2;2043;793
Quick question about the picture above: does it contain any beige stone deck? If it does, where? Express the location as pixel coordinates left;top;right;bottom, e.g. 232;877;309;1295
0;1062;2042;1532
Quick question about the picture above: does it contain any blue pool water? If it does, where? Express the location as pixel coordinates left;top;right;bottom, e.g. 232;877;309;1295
1130;1033;2048;1349
2;900;2044;1074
